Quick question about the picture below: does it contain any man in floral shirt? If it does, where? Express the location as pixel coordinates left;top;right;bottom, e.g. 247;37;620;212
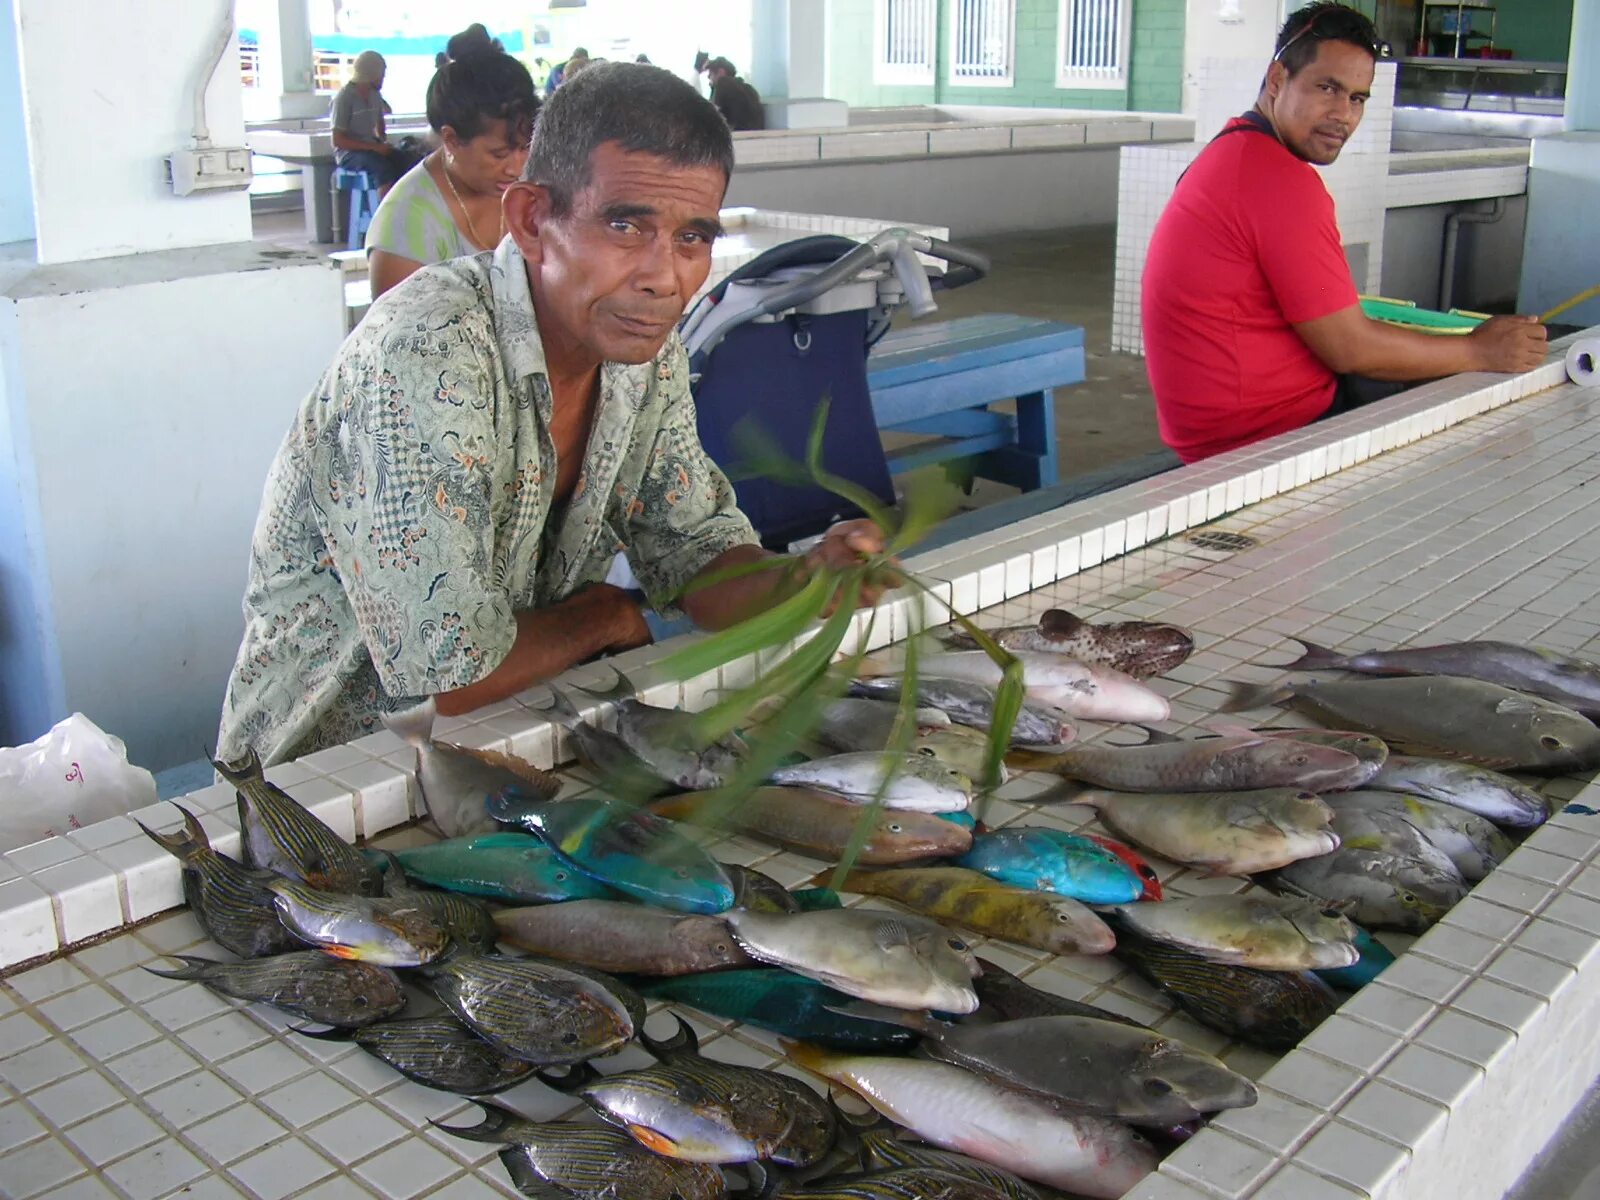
219;63;885;763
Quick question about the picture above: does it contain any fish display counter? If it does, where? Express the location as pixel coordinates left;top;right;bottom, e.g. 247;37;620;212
2;329;1600;1200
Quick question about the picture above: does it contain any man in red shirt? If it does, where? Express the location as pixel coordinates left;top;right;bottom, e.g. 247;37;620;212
1142;2;1546;463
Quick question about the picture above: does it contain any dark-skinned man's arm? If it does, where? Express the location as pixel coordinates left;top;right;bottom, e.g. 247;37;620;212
1294;305;1548;382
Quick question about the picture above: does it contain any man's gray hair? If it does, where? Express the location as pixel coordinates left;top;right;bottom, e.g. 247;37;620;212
352;51;386;83
522;61;734;215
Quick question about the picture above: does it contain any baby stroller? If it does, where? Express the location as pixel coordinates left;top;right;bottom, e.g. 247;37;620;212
680;228;989;551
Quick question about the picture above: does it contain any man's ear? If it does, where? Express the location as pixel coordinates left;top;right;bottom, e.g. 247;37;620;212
1263;61;1288;102
504;181;554;266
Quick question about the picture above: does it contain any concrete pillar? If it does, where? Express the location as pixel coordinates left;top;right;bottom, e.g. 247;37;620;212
1517;0;1600;324
256;0;322;121
751;0;846;129
1181;0;1279;132
0;0;34;245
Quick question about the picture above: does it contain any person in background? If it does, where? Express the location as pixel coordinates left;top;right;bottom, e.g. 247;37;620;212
331;51;406;192
218;63;888;764
365;50;539;300
1141;2;1546;464
544;47;590;97
701;56;765;131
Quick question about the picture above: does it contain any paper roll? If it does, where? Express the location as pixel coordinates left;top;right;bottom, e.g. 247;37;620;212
1568;338;1600;388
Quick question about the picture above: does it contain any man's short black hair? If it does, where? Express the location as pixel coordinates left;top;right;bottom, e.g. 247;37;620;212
426;52;539;145
1273;2;1381;76
706;57;738;76
522;61;734;215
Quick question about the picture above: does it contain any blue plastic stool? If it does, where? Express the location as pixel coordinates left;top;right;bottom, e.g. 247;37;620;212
332;167;381;250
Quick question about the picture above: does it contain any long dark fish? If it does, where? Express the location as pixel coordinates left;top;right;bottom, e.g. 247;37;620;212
376;852;499;955
1282;638;1600;718
493;900;752;975
1112;930;1339;1052
968;957;1148;1028
543;1016;835;1166
300;1012;535;1094
942;609;1194;679
215;748;382;895
427;954;636;1065
144;951;405;1027
857;1131;1043;1200
434;1102;726;1200
137;804;300;958
636;969;919;1052
387;832;622;903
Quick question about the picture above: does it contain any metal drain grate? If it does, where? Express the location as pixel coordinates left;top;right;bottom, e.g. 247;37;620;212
1187;531;1259;552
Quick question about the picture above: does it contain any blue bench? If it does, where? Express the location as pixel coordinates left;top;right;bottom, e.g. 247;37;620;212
867;313;1085;492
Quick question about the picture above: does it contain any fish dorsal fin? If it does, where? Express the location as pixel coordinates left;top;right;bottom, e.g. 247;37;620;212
1134;725;1184;745
433;741;565;801
1204;720;1264;742
1494;696;1545;715
874;919;913;950
1040;610;1085;638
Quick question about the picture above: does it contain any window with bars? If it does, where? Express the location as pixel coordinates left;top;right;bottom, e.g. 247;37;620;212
950;0;1016;86
875;0;938;86
1057;0;1131;88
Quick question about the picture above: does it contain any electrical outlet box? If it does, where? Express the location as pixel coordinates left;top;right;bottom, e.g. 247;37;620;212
166;146;253;196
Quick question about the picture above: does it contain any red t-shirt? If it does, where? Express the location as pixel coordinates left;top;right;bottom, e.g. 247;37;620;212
1142;118;1359;463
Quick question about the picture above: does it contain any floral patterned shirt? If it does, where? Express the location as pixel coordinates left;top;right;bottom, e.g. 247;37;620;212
218;238;756;764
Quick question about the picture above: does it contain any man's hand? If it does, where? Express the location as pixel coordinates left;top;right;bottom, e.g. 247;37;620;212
805;519;899;611
1467;315;1548;374
582;582;653;655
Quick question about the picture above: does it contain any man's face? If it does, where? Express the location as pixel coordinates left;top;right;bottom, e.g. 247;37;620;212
1264;40;1373;165
510;142;726;369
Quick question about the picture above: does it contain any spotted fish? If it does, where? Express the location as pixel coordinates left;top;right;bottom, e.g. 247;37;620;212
300;1012;535;1094
942;609;1194;679
434;1102;725;1200
137;804;299;958
143;951;405;1027
215;748;381;895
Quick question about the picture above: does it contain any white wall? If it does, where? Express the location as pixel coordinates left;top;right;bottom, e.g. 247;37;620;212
0;249;345;770
15;0;253;263
1181;0;1281;127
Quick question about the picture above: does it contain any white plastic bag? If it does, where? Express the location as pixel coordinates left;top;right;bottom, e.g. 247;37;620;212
0;714;158;853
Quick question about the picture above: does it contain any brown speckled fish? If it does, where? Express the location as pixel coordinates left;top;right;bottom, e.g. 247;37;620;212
944;609;1194;679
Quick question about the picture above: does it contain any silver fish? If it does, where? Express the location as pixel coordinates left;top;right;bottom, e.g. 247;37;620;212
1327;805;1463;881
866;652;1170;723
1270;847;1467;934
1104;894;1359;971
383;699;562;837
1226;676;1600;773
1012;728;1367;793
943;609;1194;679
1369;755;1549;828
1328;791;1513;882
847;677;1076;746
723;908;979;1013
1282;638;1600;718
267;879;450;967
816;699;1005;783
770;751;974;812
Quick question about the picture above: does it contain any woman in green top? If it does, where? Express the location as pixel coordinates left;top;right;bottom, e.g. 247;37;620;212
366;51;539;300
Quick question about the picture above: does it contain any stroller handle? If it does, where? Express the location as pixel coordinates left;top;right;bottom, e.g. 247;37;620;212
923;236;990;291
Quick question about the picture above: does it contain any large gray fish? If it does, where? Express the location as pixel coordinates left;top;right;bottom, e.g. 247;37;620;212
1369;755;1550;828
137;805;300;958
1326;805;1464;881
544;1016;836;1166
864;652;1170;724
943;609;1195;679
1112;931;1339;1052
1010;729;1367;793
434;1102;725;1200
1282;638;1600;718
1328;791;1513;882
301;1012;535;1093
1076;788;1340;876
770;751;975;812
847;678;1076;747
267;879;451;967
816;699;1003;783
838;1006;1257;1125
785;1042;1156;1198
427;954;636;1065
1269;845;1468;933
376;852;499;955
144;952;405;1027
1103;894;1358;971
1226;676;1600;773
492;899;753;975
383;699;563;838
856;1132;1045;1200
214;748;382;895
969;957;1149;1028
722;907;979;1013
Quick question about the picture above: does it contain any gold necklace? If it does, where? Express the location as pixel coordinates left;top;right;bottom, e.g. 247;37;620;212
441;155;502;251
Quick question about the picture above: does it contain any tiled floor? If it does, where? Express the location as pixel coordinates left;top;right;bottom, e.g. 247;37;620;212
4;339;1600;1198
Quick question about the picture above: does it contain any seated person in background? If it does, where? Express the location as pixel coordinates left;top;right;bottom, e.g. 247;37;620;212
702;57;766;131
544;47;590;96
331;51;407;192
366;50;539;299
218;63;887;765
1141;2;1546;464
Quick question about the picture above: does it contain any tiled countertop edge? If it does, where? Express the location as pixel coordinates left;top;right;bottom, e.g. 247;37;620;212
0;331;1592;993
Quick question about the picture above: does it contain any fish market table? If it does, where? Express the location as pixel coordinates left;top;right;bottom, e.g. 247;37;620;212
3;334;1600;1200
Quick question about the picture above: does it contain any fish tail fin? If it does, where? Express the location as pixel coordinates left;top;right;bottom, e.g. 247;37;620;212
781;1039;845;1078
854;654;897;678
141;954;212;981
524;685;583;729
136;803;209;863
291;1024;354;1042
821;998;927;1032
498;1149;551;1198
1222;680;1296;713
1281;639;1348;671
638;1013;698;1061
430;1101;519;1143
380;700;436;749
435;741;565;803
572;668;636;702
1133;724;1182;745
533;1060;602;1094
1039;608;1086;638
1004;748;1068;773
210;747;264;787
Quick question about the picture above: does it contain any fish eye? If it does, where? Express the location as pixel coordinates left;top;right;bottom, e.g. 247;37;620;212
675;868;689;878
1541;735;1563;750
1143;1078;1174;1096
354;994;369;1007
563;1032;579;1045
1319;908;1343;920
916;748;937;757
888;823;904;833
1290;754;1309;765
1401;892;1418;904
554;871;568;881
946;937;968;951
